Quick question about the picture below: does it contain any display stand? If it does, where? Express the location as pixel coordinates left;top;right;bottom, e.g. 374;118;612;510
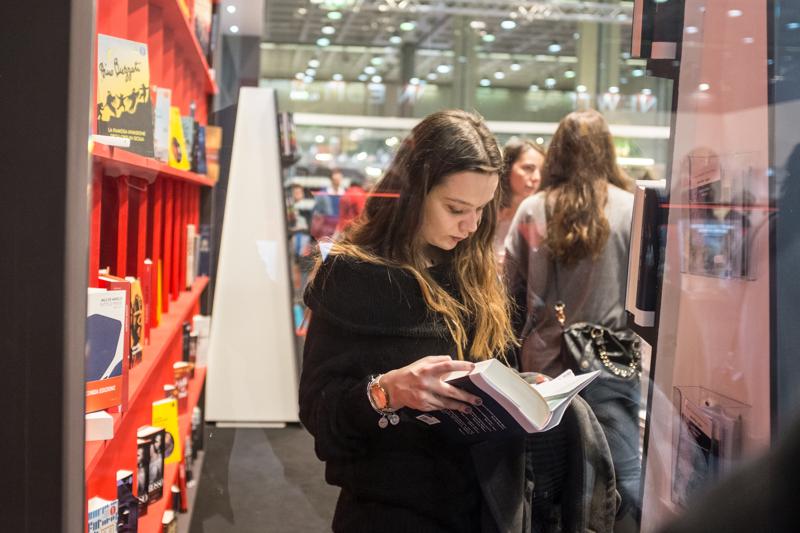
205;87;299;426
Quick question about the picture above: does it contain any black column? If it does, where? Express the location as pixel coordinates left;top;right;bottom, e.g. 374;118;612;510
0;1;92;531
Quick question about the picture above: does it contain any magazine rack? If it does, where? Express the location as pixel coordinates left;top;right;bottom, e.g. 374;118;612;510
670;386;749;509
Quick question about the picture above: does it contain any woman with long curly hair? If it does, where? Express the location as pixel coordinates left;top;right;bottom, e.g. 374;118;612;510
504;109;640;524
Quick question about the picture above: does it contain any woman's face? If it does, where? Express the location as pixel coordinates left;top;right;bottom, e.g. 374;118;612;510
419;170;499;251
509;148;544;199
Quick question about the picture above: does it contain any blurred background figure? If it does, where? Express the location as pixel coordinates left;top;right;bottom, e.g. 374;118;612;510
335;172;368;234
494;138;546;263
504;109;641;527
310;167;346;241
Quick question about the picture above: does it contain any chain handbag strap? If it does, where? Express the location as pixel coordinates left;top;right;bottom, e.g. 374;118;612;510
589;327;641;379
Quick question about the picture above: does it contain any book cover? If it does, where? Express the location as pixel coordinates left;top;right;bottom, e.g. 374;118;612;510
181;116;195;170
174;361;191;410
138;425;166;503
193;0;213;56
193;125;207;174
152;397;182;465
142;259;153;339
97;272;133;371
168;106;190;171
191;406;203;454
408;360;598;443
136;438;150;514
152;88;171;163
124;276;145;364
88;496;118;533
161;509;177;533
116;470;139;533
204;125;222;182
96;35;153;157
170;485;182;514
197;224;211;276
85;288;126;413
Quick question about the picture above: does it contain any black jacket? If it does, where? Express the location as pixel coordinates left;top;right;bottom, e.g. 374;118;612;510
299;256;531;533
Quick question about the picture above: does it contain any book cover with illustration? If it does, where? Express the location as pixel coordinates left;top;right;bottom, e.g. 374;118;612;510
138;425;166;503
116;470;139;533
152;397;182;465
88;496;118;533
168;106;191;170
124;276;145;365
96;34;153;157
85;288;126;413
204;125;222;182
181;116;195;170
98;271;133;373
193;125;207;174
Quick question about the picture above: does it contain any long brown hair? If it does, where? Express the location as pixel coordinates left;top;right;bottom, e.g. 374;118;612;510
315;110;515;361
500;138;546;209
540;110;633;267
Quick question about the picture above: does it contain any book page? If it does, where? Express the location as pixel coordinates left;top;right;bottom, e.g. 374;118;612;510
532;370;600;431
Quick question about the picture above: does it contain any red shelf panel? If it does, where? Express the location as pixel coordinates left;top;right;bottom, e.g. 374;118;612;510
151;0;218;94
136;366;206;532
85;276;209;477
92;143;216;187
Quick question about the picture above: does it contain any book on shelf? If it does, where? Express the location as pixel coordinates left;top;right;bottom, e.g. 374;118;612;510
193;125;207;174
88;496;118;533
96;34;154;158
191;406;203;455
124;276;145;365
86;410;114;441
97;271;133;370
197;224;211;276
193;0;213;57
185;224;197;289
168;106;190;171
161;509;177;533
85;288;127;413
170;485;182;514
408;359;600;443
142;258;154;336
205;125;222;182
181;115;195;170
174;362;192;410
116;470;139;533
137;425;166;505
136;438;150;514
152;87;171;163
177;463;189;512
153;397;182;465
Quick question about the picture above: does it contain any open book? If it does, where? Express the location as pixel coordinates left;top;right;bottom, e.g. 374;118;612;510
409;359;600;443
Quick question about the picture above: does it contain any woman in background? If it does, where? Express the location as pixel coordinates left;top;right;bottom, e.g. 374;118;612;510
504;109;640;524
494;139;546;263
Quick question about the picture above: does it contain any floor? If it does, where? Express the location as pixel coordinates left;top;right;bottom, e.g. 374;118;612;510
188;425;338;533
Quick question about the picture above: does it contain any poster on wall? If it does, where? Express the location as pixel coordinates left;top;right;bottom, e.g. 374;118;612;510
97;34;154;157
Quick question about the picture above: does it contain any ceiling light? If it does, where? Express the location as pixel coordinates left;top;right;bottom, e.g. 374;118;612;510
332;73;343;81
564;69;576;79
371;75;383;83
356;152;368;161
576;84;587;93
470;20;486;30
371;57;384;66
632;68;645;77
608;86;620;94
427;72;438;81
698;83;710;91
787;22;800;30
385;137;399;147
510;62;521;72
482;34;496;43
305;68;317;76
389;35;402;44
529;84;539;92
316;37;331;47
409;77;420;85
229;25;240;34
226;5;236;14
303;75;314;83
358;74;368;81
321;25;336;35
315;135;325;143
573;32;580;40
297;7;307;15
295;72;305;80
364;66;377;75
743;36;754;44
494;71;505;80
399;21;416;32
501;20;516;30
545;77;556;88
536;137;545;145
641;88;652;95
308;59;321;68
436;64;452;74
727;9;743;17
327;11;343;20
479;78;491;87
686;26;699;34
547;42;562;54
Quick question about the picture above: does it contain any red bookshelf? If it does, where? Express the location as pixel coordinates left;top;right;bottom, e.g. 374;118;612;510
87;0;217;530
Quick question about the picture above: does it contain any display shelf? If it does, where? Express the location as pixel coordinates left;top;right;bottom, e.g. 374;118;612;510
92;143;216;187
85;276;209;477
152;0;218;94
136;366;206;532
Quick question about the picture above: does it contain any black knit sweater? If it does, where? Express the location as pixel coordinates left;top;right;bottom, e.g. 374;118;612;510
299;256;522;532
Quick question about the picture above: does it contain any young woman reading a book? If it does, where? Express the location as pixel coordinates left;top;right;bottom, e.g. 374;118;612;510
300;110;617;533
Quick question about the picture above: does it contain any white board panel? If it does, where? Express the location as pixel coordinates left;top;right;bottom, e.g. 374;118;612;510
206;87;299;424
